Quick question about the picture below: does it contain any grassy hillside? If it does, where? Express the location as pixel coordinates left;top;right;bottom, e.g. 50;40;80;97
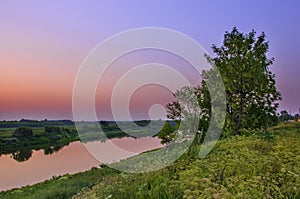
1;123;299;198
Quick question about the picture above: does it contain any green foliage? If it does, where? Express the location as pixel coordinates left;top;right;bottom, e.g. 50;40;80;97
175;124;300;199
165;27;281;141
165;83;212;144
206;27;281;135
44;126;61;134
0;126;79;156
278;110;292;122
73;169;180;199
157;122;176;144
240;128;275;142
13;126;33;138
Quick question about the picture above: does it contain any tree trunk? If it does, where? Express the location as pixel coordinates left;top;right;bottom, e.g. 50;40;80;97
236;97;243;135
236;75;243;135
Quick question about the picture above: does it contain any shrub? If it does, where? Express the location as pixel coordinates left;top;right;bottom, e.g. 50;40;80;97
13;126;33;138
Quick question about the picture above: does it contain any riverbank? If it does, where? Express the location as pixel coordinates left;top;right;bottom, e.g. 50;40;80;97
1;123;299;198
0;120;164;156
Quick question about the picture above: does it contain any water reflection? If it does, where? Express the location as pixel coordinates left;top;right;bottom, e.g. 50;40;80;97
9;144;67;162
4;143;69;162
11;149;32;162
44;145;64;155
0;137;162;191
4;135;152;162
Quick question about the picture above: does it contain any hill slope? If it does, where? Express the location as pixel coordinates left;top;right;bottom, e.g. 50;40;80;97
73;123;300;199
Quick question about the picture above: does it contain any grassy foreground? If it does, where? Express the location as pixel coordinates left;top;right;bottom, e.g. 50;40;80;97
1;123;300;198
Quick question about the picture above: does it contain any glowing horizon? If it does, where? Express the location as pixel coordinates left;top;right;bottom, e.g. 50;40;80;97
1;1;300;120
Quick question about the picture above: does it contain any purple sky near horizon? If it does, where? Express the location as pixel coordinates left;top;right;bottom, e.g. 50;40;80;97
0;0;300;120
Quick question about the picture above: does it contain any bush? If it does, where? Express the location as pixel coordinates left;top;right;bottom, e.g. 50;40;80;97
13;126;33;138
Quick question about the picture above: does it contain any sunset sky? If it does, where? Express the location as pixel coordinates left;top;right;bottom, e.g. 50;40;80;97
1;1;299;120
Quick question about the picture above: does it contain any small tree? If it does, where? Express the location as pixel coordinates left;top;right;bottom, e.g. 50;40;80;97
13;126;33;138
44;126;61;134
158;122;176;144
278;110;291;122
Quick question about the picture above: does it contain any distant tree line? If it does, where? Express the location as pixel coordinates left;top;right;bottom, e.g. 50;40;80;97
0;119;74;128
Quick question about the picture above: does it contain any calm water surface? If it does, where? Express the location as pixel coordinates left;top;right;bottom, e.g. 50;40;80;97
0;137;162;191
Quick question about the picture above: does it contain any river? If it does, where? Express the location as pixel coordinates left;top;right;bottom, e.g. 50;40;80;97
0;137;162;191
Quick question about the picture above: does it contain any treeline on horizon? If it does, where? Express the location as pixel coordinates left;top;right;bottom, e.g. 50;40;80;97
0;119;74;128
0;119;174;128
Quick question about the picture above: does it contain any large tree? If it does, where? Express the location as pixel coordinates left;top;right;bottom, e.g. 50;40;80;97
206;27;281;135
164;27;281;143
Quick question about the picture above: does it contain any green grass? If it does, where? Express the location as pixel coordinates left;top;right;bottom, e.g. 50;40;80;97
74;123;300;199
1;123;300;198
0;128;15;138
0;166;119;199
